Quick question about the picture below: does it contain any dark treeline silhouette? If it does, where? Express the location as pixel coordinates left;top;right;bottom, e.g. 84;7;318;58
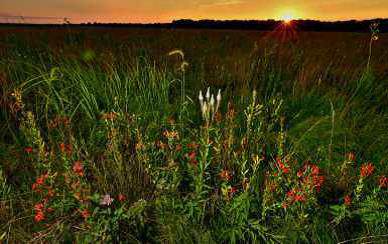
1;19;387;32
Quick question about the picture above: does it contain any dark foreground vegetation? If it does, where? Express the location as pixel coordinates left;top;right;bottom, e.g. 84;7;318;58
0;26;387;243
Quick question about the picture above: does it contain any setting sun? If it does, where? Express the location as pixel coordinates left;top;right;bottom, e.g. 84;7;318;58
277;9;300;23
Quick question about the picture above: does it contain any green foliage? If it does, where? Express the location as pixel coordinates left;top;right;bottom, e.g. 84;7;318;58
0;29;387;243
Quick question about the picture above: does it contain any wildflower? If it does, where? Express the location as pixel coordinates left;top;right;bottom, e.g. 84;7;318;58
175;144;182;152
229;186;238;194
294;194;305;203
34;211;45;222
287;190;295;199
73;160;84;177
100;194;114;206
188;151;198;165
65;144;72;155
47;207;54;213
80;209;91;219
344;195;352;206
378;176;387;189
34;203;44;211
310;164;320;176
118;193;126;202
206;87;210;101
312;175;325;192
360;163;375;177
219;169;232;182
36;175;47;185
155;140;166;150
32;183;40;192
227;102;236;120
276;158;290;174
24;146;33;154
347;152;356;161
59;143;66;153
282;202;288;209
163;130;178;140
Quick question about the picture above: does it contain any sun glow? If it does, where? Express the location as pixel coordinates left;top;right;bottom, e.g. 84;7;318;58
277;10;300;24
281;14;293;23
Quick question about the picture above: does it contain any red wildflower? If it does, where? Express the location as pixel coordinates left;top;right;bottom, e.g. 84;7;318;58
294;194;305;203
34;203;44;211
34;211;45;222
310;164;320;176
287;189;305;203
276;158;290;174
80;209;90;219
360;163;375;177
228;186;238;196
65;144;72;155
36;175;47;185
59;143;66;153
73;161;84;177
188;151;198;165
118;193;126;202
282;202;288;209
287;190;295;199
313;175;325;192
176;144;182;152
297;169;304;178
219;169;232;182
24;146;33;154
344;195;352;206
378;176;387;189
32;183;41;192
47;207;54;213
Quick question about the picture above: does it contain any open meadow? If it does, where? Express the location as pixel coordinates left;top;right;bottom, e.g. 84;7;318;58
0;27;387;243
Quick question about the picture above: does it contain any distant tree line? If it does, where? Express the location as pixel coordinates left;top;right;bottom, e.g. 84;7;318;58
1;19;387;32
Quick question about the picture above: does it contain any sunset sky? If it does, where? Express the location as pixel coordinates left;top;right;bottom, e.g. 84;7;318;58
1;0;387;23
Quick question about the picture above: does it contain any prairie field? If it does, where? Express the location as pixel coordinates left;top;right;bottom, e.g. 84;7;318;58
0;27;387;243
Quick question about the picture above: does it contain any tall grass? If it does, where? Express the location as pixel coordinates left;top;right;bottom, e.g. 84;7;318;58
0;28;387;243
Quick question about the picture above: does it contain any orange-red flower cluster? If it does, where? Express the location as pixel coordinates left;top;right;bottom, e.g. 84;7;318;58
344;195;352;206
219;169;233;182
360;163;375;177
34;202;45;222
73;161;84;177
24;146;33;154
32;174;48;193
80;208;91;219
286;188;305;203
276;158;290;174
33;201;54;223
297;163;325;192
118;193;126;202
59;143;73;155
187;151;198;166
175;144;182;152
378;176;387;189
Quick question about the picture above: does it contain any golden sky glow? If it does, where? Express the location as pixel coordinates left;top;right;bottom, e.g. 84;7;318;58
0;0;387;23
